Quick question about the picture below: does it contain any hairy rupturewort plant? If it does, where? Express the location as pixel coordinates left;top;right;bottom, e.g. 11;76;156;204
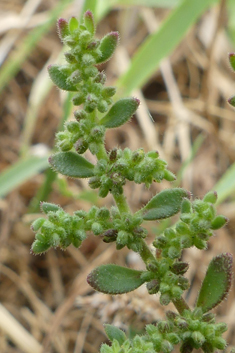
31;11;235;353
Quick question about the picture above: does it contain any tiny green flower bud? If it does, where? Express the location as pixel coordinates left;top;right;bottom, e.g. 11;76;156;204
168;246;181;259
40;202;61;214
157;321;171;333
171;285;182;299
66;121;80;133
75;138;88;154
98;184;110;198
175;317;188;329
88;176;101;189
180;234;192;249
164;228;176;240
80;30;92;44
167;333;180;345
94;71;106;84
82;53;96;66
177;276;189;290
176;222;190;235
103;229;118;243
160;293;171;306
64;52;77;64
171;262;189;275
98;100;109;113
192;331;205;348
202;313;215;323
58;139;73;152
203;191;218;204
215;322;228;334
74;109;87;121
153;235;168;249
72;92;86;105
212;337;227;350
192;307;203;320
31;240;50;254
181;198;192;214
161;340;173;353
163;170;176;182
211;215;228;230
67;70;82;85
31;218;45;231
193;237;207;250
146;279;160;294
92;222;103;235
166;311;179;321
102;87;116;98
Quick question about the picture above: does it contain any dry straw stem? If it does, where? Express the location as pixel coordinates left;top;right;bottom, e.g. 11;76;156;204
0;303;42;353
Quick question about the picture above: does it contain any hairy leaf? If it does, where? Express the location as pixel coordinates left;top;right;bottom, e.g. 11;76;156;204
48;64;78;91
104;324;126;344
87;264;145;294
49;152;94;178
99;98;140;128
141;188;190;220
196;253;233;312
96;32;119;64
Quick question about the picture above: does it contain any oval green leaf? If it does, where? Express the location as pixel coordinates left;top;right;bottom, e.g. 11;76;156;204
96;32;119;64
87;264;145;294
48;64;78;91
104;324;126;345
49;152;94;178
141;188;189;220
196;253;233;313
99;98;140;128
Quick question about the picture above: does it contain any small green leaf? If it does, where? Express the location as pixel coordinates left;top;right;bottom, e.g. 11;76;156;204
96;32;119;64
48;64;78;91
87;264;145;294
141;188;190;220
84;10;95;35
196;253;233;312
104;324;126;345
99;98;140;128
31;240;51;254
229;53;235;71
57;18;69;40
69;16;79;33
40;202;61;214
49;152;94;178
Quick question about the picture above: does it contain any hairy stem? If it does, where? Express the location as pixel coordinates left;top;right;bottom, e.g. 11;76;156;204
138;238;156;264
172;297;190;315
113;193;130;214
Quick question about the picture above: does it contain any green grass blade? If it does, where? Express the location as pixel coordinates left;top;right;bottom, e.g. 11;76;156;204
96;0;179;21
0;0;72;93
0;156;48;198
117;0;218;96
81;0;98;20
214;163;235;204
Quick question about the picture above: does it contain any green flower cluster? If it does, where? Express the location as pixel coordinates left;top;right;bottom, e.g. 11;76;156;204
172;308;227;352
100;309;228;353
31;202;148;254
143;258;189;305
50;11;119;153
89;147;175;197
153;191;227;257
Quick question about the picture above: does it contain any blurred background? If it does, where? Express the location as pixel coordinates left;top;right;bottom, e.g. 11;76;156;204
1;0;235;352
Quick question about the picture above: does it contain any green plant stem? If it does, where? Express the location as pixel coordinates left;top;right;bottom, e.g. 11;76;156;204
172;297;190;315
113;193;130;214
96;144;108;160
138;239;156;264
